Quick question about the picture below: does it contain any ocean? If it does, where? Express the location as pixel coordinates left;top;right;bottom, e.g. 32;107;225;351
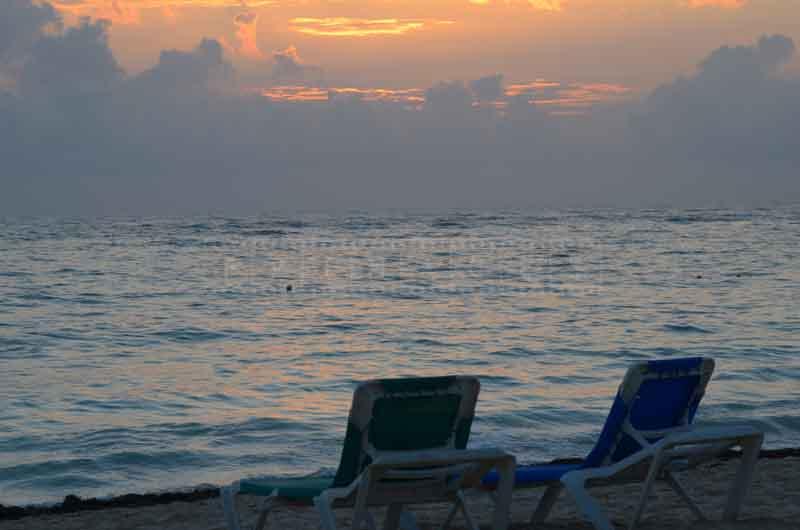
1;209;799;506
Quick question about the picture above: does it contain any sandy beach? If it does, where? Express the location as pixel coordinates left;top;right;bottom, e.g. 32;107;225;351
2;455;798;530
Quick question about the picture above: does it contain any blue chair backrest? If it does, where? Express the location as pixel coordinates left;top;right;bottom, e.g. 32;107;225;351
582;357;715;468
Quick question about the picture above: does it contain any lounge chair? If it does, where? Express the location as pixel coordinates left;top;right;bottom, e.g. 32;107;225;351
482;357;764;530
221;376;516;530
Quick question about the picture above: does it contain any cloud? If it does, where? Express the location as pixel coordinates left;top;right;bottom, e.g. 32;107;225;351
256;77;630;116
628;35;799;201
233;11;263;60
45;0;748;29
425;80;474;111
694;34;795;82
0;0;60;66
271;45;323;83
469;0;563;11
470;74;504;102
19;17;123;98
130;37;234;97
51;0;275;25
1;5;798;215
685;0;746;8
504;80;631;114
271;45;303;79
289;17;454;38
527;0;563;10
261;85;426;105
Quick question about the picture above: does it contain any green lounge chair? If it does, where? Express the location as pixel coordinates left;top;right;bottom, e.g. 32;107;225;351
221;376;515;530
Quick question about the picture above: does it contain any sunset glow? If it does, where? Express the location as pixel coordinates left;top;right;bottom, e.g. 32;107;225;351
289;17;454;37
469;0;563;11
41;0;782;96
256;80;632;115
685;0;747;8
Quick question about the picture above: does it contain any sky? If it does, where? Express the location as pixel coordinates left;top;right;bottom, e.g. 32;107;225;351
1;0;799;215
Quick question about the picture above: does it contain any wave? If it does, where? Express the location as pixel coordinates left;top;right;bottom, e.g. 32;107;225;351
663;323;713;334
665;212;753;224
151;328;229;343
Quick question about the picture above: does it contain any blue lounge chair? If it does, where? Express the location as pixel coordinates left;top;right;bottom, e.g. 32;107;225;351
482;357;764;530
221;376;515;530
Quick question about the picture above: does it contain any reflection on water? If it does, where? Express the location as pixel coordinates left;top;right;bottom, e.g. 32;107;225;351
1;208;799;505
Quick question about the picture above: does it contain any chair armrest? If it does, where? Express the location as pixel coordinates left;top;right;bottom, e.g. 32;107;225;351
656;424;764;448
565;423;764;485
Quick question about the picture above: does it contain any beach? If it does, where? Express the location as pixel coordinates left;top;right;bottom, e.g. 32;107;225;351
3;0;800;525
2;454;798;530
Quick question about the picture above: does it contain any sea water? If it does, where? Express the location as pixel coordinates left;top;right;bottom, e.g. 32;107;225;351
1;209;799;506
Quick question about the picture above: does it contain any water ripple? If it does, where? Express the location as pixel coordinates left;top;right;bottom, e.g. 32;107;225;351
1;207;799;506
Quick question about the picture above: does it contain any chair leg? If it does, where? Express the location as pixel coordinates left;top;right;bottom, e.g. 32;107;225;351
253;495;279;530
663;471;706;521
221;485;243;530
531;483;563;525
561;475;616;530
458;492;480;530
352;474;373;530
384;504;404;530
314;493;339;530
490;456;515;530
440;497;460;530
628;456;662;530
723;434;763;521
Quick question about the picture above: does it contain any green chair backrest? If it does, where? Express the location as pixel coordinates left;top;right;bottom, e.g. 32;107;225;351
331;376;480;488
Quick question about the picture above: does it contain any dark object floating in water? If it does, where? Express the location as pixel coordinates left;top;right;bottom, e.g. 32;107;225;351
286;284;293;292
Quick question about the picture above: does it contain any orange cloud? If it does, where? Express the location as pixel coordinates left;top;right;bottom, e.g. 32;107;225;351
55;0;141;24
256;78;631;116
259;86;427;106
508;80;631;113
234;11;263;59
260;85;329;102
331;87;426;104
529;0;563;10
161;6;178;23
685;0;746;7
289;17;454;37
505;80;561;96
469;0;564;11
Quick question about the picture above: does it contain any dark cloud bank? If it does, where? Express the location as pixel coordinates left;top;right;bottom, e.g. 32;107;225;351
1;1;798;215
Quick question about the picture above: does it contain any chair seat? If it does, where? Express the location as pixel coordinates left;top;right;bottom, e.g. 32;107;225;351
482;463;583;489
239;476;335;500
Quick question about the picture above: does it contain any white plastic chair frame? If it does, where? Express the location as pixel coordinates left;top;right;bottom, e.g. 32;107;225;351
315;448;516;530
222;449;515;530
527;359;764;530
532;424;764;530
